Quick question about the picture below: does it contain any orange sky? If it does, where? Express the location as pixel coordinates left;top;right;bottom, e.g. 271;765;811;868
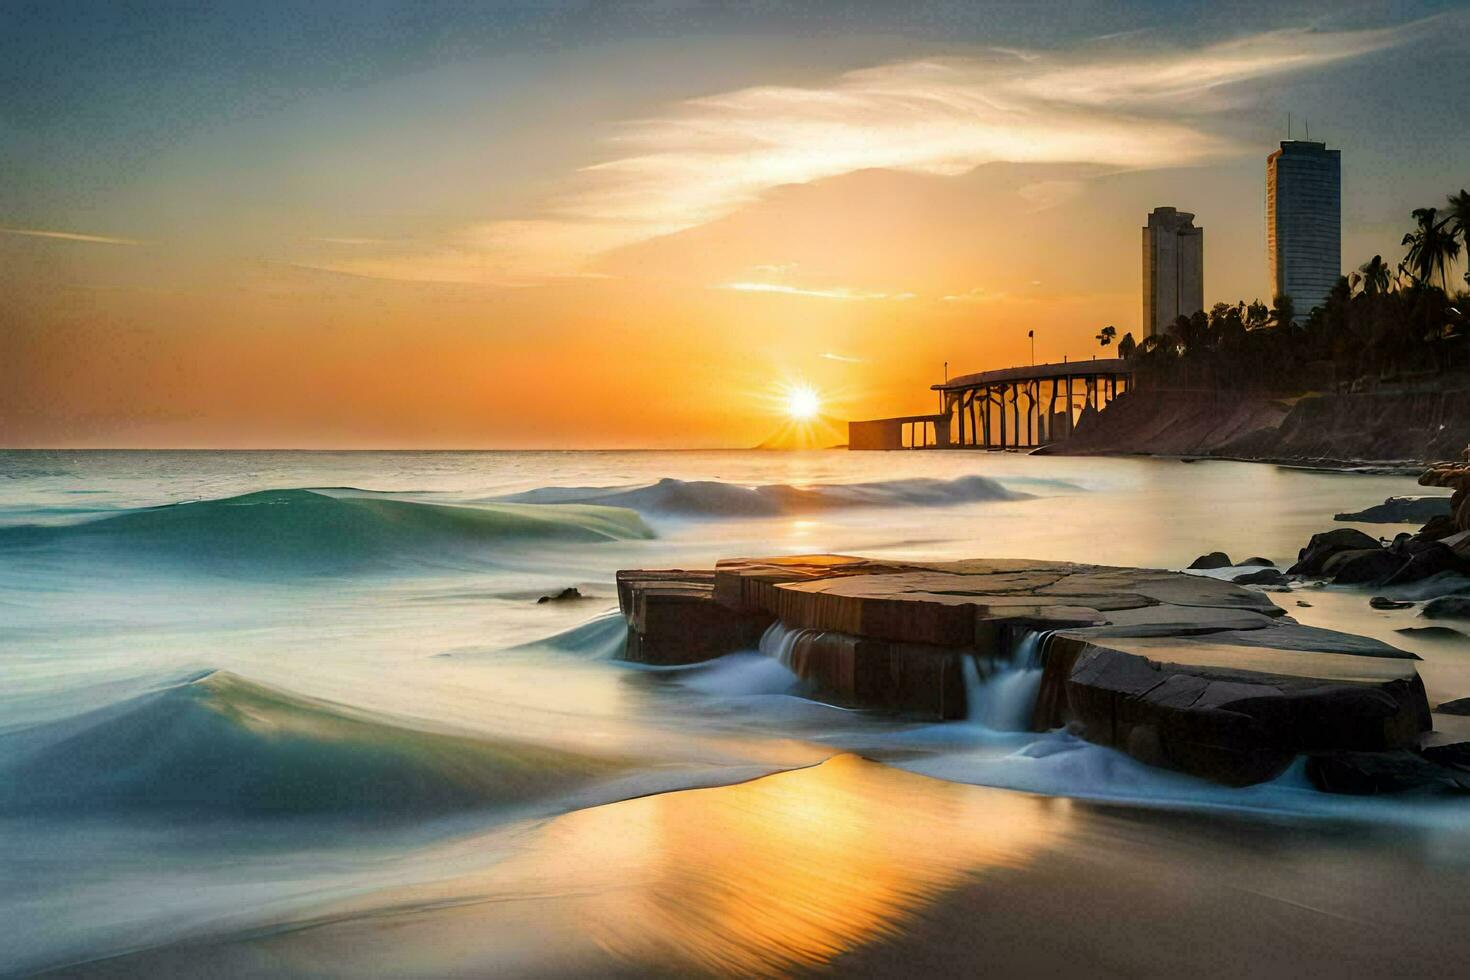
3;7;1467;448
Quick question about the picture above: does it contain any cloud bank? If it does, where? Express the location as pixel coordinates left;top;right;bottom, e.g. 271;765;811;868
312;19;1434;285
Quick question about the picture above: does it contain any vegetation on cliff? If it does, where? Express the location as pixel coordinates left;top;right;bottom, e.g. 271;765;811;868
1099;190;1470;393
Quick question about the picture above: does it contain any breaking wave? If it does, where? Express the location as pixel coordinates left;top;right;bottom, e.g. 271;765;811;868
0;489;653;571
443;612;630;661
0;671;633;820
496;474;1029;517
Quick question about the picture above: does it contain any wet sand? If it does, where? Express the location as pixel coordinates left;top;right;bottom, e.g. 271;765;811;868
67;755;1470;978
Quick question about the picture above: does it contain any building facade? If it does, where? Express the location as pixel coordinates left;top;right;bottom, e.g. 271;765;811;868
1267;140;1341;318
1141;207;1204;338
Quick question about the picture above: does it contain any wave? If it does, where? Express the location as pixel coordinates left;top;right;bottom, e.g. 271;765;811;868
0;489;653;571
441;612;629;660
496;474;1029;517
0;671;634;820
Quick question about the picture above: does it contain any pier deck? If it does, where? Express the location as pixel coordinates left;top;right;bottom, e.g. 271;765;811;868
849;358;1133;450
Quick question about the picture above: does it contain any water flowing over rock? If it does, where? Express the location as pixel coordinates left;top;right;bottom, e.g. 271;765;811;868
617;554;1432;788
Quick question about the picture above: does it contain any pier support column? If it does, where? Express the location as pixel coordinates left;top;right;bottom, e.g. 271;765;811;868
1008;383;1020;450
981;388;992;448
1046;380;1057;444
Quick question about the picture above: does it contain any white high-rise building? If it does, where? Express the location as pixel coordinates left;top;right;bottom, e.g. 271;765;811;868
1141;207;1204;338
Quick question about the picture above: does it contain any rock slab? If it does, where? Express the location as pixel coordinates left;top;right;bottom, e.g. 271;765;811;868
617;554;1431;786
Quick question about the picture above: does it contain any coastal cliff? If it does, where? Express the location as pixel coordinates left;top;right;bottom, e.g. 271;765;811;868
1049;387;1470;465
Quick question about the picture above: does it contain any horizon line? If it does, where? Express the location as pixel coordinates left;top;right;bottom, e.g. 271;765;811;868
0;445;847;453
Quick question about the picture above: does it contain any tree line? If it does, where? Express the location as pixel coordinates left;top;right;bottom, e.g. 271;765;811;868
1098;189;1470;392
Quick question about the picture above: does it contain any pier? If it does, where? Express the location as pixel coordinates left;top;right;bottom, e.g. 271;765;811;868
849;358;1133;450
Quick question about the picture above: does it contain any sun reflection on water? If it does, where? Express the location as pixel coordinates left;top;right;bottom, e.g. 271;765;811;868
230;756;1069;977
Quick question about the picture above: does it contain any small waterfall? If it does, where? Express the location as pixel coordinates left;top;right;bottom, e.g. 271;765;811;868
758;620;824;671
963;630;1050;731
761;620;1049;728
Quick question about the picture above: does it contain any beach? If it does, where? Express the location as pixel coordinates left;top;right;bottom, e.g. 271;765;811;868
66;756;1470;977
3;448;1468;975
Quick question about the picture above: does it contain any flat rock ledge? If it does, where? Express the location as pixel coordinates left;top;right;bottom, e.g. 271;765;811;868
617;555;1431;787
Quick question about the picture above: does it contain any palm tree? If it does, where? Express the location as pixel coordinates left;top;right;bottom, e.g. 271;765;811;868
1117;332;1137;359
1357;255;1391;295
1447;190;1470;287
1395;260;1412;292
1402;207;1461;291
1096;325;1116;348
1270;294;1296;328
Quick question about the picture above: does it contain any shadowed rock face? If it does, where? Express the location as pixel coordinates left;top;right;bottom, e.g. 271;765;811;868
617;555;1432;787
1420;446;1470;534
1336;496;1453;524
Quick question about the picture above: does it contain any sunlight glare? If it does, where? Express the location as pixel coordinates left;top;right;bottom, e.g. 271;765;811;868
787;386;821;420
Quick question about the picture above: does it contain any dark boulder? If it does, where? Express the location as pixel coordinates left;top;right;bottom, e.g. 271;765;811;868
1420;515;1461;542
1420;715;1470;771
537;587;584;604
1307;751;1470;795
1187;551;1233;570
1376;571;1470;602
1421;740;1470;771
1422;596;1470;620
1325;548;1404;585
1232;568;1287;586
1370;596;1414;610
1335;496;1453;524
1397;626;1467;640
1306;527;1382;552
1384;542;1470;585
1290;528;1382;576
1436;698;1470;716
1238;557;1275;567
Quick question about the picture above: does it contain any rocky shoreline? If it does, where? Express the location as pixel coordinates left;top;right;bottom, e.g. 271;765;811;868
1046;387;1470;466
616;554;1458;793
614;447;1470;796
1188;447;1470;608
1176;446;1470;791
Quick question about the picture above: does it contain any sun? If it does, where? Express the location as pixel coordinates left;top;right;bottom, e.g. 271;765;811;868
786;385;821;420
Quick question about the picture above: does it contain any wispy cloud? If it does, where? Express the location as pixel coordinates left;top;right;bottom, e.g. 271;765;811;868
311;237;400;246
0;226;143;246
314;18;1433;284
942;287;1003;304
719;282;894;301
820;352;863;363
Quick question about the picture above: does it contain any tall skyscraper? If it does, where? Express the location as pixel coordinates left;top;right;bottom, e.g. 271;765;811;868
1267;140;1341;318
1141;207;1204;338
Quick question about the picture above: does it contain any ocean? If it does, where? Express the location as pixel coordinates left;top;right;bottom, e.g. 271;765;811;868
4;449;1470;975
